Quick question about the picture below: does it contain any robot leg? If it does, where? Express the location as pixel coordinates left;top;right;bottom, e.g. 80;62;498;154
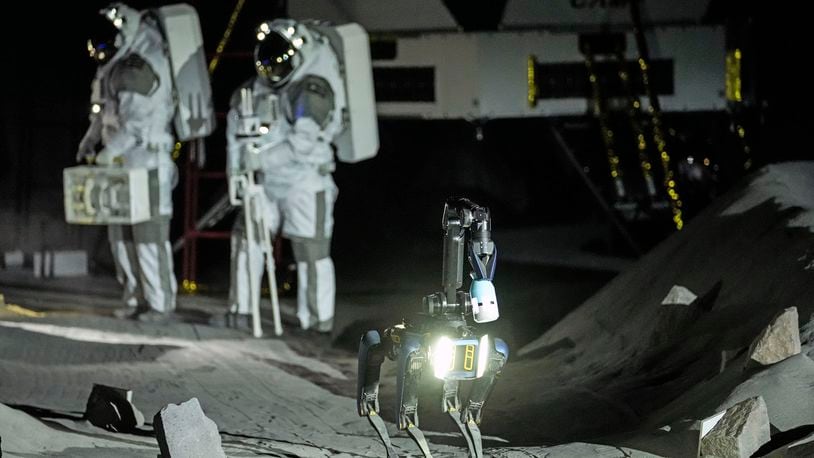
460;338;509;458
442;379;477;457
357;330;398;458
395;332;432;457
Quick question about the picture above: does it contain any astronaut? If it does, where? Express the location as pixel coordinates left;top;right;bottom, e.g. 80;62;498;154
78;3;178;322
225;19;346;334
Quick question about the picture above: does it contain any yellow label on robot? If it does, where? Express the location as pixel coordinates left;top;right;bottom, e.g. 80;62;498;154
464;345;475;371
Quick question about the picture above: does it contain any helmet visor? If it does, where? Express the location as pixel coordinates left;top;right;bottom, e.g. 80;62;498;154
254;31;298;86
87;13;119;64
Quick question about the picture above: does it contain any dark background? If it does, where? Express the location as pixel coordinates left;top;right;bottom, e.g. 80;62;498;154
0;0;810;292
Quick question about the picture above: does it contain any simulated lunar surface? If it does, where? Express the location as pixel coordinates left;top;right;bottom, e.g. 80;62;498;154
2;162;814;457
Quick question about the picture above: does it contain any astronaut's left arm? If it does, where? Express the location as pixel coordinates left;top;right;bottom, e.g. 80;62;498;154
286;75;340;164
96;54;161;165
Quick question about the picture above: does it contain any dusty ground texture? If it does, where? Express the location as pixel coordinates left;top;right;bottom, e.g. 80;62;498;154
0;227;615;456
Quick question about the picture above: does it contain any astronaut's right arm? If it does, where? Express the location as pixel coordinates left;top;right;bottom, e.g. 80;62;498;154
76;81;103;163
77;113;102;164
226;107;242;176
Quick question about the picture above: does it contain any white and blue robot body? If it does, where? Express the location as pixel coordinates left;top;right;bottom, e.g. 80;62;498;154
357;198;509;458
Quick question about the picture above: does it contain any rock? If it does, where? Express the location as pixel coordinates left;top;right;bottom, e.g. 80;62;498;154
700;396;770;458
720;354;814;432
84;384;144;433
650;285;704;348
800;313;814;359
153;398;225;458
661;285;698;306
747;307;801;366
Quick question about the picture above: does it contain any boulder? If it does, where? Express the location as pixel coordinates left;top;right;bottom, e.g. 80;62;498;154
661;285;698;306
747;307;801;366
153;398;225;458
700;396;770;458
84;384;144;433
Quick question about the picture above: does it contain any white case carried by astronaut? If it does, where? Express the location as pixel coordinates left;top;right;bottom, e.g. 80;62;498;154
152;3;215;141
310;22;379;163
64;166;158;225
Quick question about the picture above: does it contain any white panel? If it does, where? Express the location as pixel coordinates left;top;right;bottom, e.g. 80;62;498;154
503;0;712;28
647;27;726;112
478;32;589;117
288;0;351;24
51;250;89;277
375;26;725;119
292;0;457;32
375;34;479;118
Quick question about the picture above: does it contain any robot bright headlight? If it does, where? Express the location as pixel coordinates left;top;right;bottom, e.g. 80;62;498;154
429;335;490;380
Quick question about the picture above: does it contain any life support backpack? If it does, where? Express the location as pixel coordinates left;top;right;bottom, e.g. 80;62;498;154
148;3;216;141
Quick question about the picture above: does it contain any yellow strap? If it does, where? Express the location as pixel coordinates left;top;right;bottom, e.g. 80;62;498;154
2;304;46;318
208;0;247;75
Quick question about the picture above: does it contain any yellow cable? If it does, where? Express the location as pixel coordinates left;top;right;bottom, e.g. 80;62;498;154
208;0;247;75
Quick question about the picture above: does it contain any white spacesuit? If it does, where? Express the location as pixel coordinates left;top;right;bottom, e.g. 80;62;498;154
227;19;346;333
79;4;178;320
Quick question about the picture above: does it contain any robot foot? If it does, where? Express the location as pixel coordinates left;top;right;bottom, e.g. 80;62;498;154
463;418;483;458
364;411;398;457
405;422;433;457
446;408;479;458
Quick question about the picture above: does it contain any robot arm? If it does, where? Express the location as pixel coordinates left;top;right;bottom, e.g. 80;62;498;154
441;198;499;324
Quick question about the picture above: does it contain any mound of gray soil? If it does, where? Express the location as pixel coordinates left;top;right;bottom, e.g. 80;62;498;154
485;162;814;450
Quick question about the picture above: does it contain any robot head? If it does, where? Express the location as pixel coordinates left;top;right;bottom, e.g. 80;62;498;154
253;19;310;87
87;3;140;64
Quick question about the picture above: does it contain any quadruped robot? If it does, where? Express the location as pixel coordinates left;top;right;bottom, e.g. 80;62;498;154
357;198;509;458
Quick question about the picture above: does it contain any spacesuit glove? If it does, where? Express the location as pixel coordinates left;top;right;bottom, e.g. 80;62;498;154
76;137;98;164
95;148;124;166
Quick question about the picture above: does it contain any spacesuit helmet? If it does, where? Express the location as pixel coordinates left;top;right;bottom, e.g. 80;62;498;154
87;10;120;64
87;3;141;64
253;20;307;87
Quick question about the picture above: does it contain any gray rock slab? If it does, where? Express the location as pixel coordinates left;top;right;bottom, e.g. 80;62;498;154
153;398;225;458
661;285;698;306
748;307;801;366
700;396;770;458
